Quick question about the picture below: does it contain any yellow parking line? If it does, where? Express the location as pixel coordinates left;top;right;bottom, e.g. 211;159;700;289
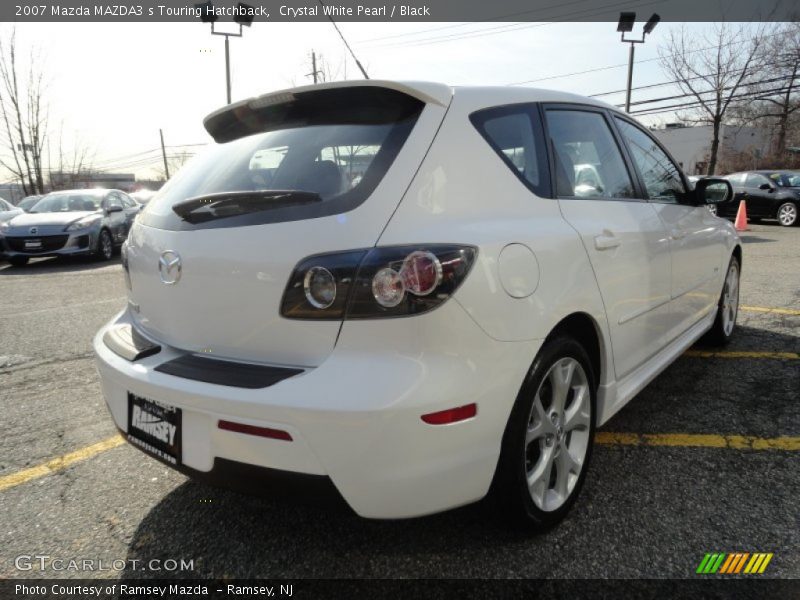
684;350;799;360
740;305;800;316
2;429;798;494
0;435;124;493
596;432;800;451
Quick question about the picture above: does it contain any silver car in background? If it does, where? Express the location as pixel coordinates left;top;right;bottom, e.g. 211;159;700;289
0;197;23;223
0;189;140;267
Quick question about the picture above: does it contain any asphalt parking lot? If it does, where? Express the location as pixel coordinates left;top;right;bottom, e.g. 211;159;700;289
0;222;798;581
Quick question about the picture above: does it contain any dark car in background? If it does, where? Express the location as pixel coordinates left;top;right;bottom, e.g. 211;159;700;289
0;189;140;266
720;171;800;226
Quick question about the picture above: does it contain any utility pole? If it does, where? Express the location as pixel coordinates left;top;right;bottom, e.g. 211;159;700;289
307;50;323;84
159;129;170;180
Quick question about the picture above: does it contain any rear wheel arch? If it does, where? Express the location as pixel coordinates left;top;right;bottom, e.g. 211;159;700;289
732;244;742;273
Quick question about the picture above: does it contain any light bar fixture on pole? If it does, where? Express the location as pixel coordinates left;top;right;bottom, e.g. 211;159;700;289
617;12;660;113
195;1;256;104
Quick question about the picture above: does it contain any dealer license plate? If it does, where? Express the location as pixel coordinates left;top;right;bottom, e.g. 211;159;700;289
127;392;182;465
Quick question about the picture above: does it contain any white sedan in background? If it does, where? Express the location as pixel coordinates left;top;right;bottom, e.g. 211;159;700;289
94;81;740;530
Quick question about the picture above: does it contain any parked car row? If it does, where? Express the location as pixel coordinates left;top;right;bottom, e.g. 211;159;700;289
0;189;141;266
688;171;800;226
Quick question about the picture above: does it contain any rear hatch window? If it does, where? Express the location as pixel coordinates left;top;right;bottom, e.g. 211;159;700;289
140;87;424;231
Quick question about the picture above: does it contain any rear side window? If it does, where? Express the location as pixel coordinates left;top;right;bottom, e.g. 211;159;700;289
470;106;550;198
140;87;424;231
726;173;746;185
745;173;771;188
545;109;635;200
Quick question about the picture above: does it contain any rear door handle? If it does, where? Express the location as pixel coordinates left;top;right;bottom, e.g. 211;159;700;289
594;231;621;251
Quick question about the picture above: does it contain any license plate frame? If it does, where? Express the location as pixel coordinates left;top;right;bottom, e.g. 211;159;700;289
127;392;182;465
24;239;42;249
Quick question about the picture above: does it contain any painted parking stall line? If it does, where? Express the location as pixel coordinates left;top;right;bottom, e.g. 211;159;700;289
0;435;124;492
2;429;799;494
740;305;800;316
684;350;799;360
596;432;800;451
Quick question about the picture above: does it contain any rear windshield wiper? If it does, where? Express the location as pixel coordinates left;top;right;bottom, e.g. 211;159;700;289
172;190;322;224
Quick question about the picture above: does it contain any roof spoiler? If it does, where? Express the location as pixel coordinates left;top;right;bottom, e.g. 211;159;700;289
203;80;452;143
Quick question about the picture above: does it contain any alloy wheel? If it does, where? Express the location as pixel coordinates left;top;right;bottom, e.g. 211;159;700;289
721;261;739;336
100;231;113;260
524;357;591;512
778;203;797;226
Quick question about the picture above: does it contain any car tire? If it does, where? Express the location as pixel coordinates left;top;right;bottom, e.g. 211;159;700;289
703;255;740;346
491;335;596;532
777;201;798;227
95;229;114;261
8;256;29;267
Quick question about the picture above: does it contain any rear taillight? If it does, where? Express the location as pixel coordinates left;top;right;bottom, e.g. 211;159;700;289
280;245;477;320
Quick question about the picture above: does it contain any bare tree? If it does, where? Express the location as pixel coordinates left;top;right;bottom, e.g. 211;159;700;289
0;29;95;194
48;122;95;190
748;22;800;155
153;150;193;181
0;29;48;195
659;24;766;175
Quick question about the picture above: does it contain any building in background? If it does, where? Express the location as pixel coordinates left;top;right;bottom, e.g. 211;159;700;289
653;124;771;176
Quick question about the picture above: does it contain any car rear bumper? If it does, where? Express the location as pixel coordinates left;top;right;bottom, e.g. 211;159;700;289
94;305;541;519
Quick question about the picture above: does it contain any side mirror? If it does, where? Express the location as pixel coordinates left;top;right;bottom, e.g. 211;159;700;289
106;205;123;213
759;183;773;191
695;177;732;205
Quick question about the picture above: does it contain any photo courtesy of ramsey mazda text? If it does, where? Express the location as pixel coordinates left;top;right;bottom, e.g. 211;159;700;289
94;80;740;530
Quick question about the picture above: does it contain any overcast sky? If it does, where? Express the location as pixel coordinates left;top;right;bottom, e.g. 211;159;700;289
0;21;732;181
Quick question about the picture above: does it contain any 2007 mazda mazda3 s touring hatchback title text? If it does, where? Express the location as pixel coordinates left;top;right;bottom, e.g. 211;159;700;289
94;81;740;529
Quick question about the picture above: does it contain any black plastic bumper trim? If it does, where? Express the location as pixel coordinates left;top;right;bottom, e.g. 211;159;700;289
154;354;303;389
103;324;161;362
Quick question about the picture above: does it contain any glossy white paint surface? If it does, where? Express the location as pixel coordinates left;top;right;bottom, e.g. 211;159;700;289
95;81;740;519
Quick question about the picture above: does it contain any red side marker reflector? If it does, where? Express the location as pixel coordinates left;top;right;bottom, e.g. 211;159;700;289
218;420;293;441
421;403;477;425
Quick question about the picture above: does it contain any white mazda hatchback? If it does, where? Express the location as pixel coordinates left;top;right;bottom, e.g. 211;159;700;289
94;81;740;529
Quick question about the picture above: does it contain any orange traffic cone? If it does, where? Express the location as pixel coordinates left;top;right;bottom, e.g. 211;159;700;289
734;200;749;232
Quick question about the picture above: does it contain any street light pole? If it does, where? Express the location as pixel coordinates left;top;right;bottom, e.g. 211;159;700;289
195;2;254;105
617;12;660;114
211;22;241;105
625;42;635;113
224;31;232;104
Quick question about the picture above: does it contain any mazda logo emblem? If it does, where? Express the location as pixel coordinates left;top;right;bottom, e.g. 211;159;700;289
29;227;38;235
158;250;182;285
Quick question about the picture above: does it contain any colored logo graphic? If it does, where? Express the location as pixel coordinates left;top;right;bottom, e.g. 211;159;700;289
696;552;773;575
